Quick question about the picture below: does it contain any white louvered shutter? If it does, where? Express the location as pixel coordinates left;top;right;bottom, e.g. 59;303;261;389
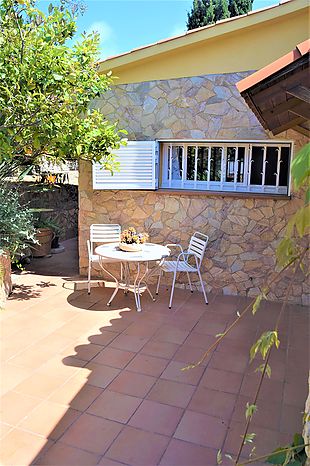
93;141;157;190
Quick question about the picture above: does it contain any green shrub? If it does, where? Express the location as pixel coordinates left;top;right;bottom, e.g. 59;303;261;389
0;185;37;262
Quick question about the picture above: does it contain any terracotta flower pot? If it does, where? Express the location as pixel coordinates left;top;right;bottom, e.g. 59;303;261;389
0;252;12;309
33;228;54;257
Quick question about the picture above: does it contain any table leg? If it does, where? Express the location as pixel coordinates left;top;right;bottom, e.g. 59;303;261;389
133;262;142;312
98;257;119;306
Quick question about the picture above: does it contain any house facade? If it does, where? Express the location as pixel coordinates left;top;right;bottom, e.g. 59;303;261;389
79;0;309;304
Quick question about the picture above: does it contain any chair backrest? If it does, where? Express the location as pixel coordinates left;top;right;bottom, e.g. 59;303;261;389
89;224;121;256
187;231;209;267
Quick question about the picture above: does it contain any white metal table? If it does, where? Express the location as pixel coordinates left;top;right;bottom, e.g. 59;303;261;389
95;243;170;312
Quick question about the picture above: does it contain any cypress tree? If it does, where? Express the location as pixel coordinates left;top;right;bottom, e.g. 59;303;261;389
187;0;253;30
214;0;230;22
228;0;253;17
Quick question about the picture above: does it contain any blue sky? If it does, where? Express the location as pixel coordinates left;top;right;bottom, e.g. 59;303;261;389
41;0;279;60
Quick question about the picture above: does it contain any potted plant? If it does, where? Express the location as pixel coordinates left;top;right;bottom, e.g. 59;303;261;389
32;211;62;257
119;227;149;252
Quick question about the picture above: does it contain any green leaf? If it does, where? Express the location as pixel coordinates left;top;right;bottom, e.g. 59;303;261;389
250;331;280;361
266;447;288;464
245;402;257;420
216;449;222;464
291;143;310;190
252;293;263;315
52;73;64;81
243;432;256;444
255;363;272;378
294;206;310;237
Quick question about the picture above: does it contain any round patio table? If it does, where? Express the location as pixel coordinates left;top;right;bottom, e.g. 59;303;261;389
95;242;170;312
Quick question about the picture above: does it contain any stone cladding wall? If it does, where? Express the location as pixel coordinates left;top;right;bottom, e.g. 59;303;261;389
16;182;78;240
79;72;309;304
91;72;266;140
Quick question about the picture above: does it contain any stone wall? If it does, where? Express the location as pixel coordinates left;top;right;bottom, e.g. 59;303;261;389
79;72;309;304
91;72;266;140
16;182;78;240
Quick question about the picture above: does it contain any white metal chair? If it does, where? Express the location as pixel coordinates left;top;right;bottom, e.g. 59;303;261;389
156;231;209;309
87;224;121;294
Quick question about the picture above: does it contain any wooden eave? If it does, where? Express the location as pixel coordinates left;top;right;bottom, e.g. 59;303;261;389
237;41;310;137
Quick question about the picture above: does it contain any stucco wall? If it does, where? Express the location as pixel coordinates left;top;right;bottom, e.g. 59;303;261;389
79;73;309;304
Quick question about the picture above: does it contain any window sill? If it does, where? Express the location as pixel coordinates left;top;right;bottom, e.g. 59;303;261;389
156;188;291;200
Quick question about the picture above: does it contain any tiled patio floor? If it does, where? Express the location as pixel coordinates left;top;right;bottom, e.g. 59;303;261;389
0;239;309;466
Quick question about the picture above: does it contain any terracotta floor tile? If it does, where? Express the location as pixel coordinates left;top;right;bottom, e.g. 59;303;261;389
0;363;32;394
34;442;100;465
108;370;156;398
110;334;148;352
283;380;308;407
224;421;280;457
7;346;55;370
87;390;142;423
189;386;237;420
159;438;218;466
140;339;179;359
194;318;227;336
125;353;169;377
92;347;136;369
49;378;102;412
0;391;41;425
98;457;128;466
174;410;227;449
209;349;249;373
0;428;49;466
61;413;122;455
153;326;189;345
160;360;205;385
105;426;170;465
147;379;195;408
128;399;183;436
85;362;120;389
124;321;161;338
199;367;243;394
88;330;119;346
69;343;103;362
19;400;80;440
240;373;284;404
0;422;13;439
280;404;304;434
232;395;282;431
173;344;210;367
183;331;216;350
14;372;70;399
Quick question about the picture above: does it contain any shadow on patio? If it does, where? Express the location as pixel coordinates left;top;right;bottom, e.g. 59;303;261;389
0;240;308;466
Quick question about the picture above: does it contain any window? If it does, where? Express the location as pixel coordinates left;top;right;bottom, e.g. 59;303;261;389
161;141;292;195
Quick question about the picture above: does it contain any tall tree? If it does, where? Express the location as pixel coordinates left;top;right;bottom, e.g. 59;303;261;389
187;0;252;30
214;0;230;22
228;0;253;17
187;0;209;30
0;0;126;170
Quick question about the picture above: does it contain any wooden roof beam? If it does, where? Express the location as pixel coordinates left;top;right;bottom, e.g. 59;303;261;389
293;125;310;137
271;115;305;135
265;97;300;118
289;105;310;120
286;85;310;104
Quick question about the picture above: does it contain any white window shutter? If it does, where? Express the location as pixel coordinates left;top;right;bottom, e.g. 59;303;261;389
93;140;157;190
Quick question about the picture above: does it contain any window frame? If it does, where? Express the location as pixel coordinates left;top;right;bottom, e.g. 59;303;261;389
160;140;293;195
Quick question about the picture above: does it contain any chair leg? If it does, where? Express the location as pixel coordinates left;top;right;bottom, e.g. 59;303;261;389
186;272;193;293
197;268;208;304
169;270;177;309
156;269;162;295
87;262;92;295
